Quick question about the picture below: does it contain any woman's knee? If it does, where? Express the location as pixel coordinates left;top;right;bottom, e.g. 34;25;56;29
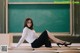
43;30;47;33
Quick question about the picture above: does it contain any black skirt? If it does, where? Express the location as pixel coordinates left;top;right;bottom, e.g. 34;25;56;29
31;30;52;48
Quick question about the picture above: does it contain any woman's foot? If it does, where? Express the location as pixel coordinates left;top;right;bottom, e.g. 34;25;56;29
63;41;72;47
56;41;72;47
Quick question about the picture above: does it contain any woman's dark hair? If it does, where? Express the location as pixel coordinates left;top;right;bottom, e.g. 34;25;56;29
24;18;33;30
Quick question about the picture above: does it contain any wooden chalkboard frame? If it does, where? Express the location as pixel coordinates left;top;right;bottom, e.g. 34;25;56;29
9;2;70;4
9;0;70;2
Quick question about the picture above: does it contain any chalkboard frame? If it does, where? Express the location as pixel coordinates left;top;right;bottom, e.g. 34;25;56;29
6;0;73;35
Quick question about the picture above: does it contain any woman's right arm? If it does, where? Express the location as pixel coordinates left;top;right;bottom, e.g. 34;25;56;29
15;27;28;48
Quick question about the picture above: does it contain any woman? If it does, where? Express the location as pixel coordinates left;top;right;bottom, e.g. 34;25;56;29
15;18;72;48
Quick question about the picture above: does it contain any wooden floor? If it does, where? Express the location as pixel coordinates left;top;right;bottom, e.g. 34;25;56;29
1;43;79;53
8;46;80;53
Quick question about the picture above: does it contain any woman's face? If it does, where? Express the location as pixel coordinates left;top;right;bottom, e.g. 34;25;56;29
27;20;32;28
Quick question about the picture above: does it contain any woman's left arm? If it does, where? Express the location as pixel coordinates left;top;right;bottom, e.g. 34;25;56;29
15;28;28;48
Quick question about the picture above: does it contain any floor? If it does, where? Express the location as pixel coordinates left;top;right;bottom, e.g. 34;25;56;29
2;43;80;53
8;46;80;53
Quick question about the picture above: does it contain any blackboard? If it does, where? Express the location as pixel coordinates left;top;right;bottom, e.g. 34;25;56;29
8;4;70;32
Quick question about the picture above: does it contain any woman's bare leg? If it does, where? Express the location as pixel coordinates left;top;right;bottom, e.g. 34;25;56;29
46;30;65;43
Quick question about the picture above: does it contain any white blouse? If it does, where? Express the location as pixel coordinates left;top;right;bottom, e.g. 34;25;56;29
15;27;39;48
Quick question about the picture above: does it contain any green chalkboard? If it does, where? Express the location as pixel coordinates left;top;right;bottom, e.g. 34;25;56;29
9;0;70;2
8;4;70;33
